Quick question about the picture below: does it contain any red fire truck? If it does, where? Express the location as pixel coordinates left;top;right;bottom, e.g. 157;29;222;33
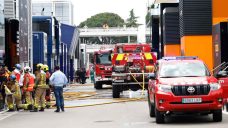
111;43;157;98
93;50;113;89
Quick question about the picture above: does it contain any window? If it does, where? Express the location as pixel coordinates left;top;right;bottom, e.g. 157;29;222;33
159;61;210;77
96;53;111;65
33;21;50;35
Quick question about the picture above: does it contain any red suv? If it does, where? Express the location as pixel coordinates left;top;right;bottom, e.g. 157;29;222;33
148;56;223;123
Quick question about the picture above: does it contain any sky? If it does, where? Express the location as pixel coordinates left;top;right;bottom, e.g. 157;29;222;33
71;0;154;25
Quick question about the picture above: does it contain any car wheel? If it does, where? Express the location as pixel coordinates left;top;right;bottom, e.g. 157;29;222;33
155;108;165;124
94;82;102;89
155;98;165;124
226;104;228;112
112;85;120;98
213;109;222;122
147;91;155;117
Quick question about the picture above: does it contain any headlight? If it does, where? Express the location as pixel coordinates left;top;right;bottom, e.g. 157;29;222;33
158;84;172;92
210;83;221;90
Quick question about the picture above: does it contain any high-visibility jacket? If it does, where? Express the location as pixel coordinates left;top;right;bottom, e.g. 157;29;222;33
23;73;34;92
12;69;21;82
46;71;51;85
36;72;48;88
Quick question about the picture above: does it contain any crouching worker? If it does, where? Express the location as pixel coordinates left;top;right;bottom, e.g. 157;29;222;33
22;67;34;110
5;75;23;111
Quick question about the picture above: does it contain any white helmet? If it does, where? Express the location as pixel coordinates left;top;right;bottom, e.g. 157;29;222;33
24;66;31;73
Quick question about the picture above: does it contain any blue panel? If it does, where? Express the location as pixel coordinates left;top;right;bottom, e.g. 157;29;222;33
33;32;45;71
32;16;53;70
64;44;67;75
60;23;76;51
60;43;64;71
70;58;74;82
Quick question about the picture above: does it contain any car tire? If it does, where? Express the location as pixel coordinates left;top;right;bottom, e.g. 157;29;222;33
94;82;102;89
155;108;165;124
226;104;228;112
213;109;222;122
112;85;120;98
147;91;155;117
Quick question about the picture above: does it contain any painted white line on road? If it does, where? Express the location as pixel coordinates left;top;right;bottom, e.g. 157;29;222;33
0;112;18;121
222;111;228;115
222;110;228;115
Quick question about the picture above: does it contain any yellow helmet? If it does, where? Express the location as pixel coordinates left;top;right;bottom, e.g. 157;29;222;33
36;63;43;69
42;64;49;71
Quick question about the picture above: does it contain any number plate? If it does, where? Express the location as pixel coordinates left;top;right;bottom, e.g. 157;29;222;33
182;98;202;103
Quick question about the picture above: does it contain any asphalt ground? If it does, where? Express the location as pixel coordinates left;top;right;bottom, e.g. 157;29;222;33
0;84;228;128
0;101;228;128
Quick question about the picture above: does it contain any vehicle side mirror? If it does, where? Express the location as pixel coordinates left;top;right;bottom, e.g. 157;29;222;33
216;71;228;78
148;73;156;80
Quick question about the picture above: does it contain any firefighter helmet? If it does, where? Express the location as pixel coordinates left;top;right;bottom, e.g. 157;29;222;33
42;64;49;72
15;64;21;70
36;63;43;69
10;74;16;81
24;66;31;73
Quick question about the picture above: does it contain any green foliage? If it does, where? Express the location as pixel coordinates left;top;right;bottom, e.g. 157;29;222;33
79;12;124;28
126;9;140;27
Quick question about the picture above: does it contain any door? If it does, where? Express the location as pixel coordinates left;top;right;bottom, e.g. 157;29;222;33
218;77;228;98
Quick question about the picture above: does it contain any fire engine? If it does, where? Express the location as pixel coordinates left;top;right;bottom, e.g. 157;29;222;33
111;43;157;98
93;50;113;89
148;56;225;123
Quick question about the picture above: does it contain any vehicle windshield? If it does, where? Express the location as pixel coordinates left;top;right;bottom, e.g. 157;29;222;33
96;53;111;65
159;61;210;78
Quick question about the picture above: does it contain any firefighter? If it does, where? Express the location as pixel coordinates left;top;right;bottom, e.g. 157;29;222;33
22;66;34;110
5;74;23;111
31;63;48;112
12;64;21;82
43;64;51;108
0;66;8;110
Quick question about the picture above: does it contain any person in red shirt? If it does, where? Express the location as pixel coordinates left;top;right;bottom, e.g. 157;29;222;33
22;67;34;110
12;64;21;82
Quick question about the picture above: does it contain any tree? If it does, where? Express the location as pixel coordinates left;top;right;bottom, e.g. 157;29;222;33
79;12;124;28
126;9;140;27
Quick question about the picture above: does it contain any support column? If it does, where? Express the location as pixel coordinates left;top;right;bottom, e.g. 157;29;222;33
128;35;130;43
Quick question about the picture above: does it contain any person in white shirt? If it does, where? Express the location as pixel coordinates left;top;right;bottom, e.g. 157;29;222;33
49;66;68;112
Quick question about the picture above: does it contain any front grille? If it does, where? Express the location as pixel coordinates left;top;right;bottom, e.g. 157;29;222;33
171;85;210;96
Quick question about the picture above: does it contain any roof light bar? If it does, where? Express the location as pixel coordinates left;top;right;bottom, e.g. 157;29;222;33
162;56;198;60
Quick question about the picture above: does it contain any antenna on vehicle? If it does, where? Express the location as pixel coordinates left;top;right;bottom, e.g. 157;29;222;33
211;62;227;72
41;8;45;16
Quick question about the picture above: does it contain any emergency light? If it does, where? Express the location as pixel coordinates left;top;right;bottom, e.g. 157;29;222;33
162;56;198;60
